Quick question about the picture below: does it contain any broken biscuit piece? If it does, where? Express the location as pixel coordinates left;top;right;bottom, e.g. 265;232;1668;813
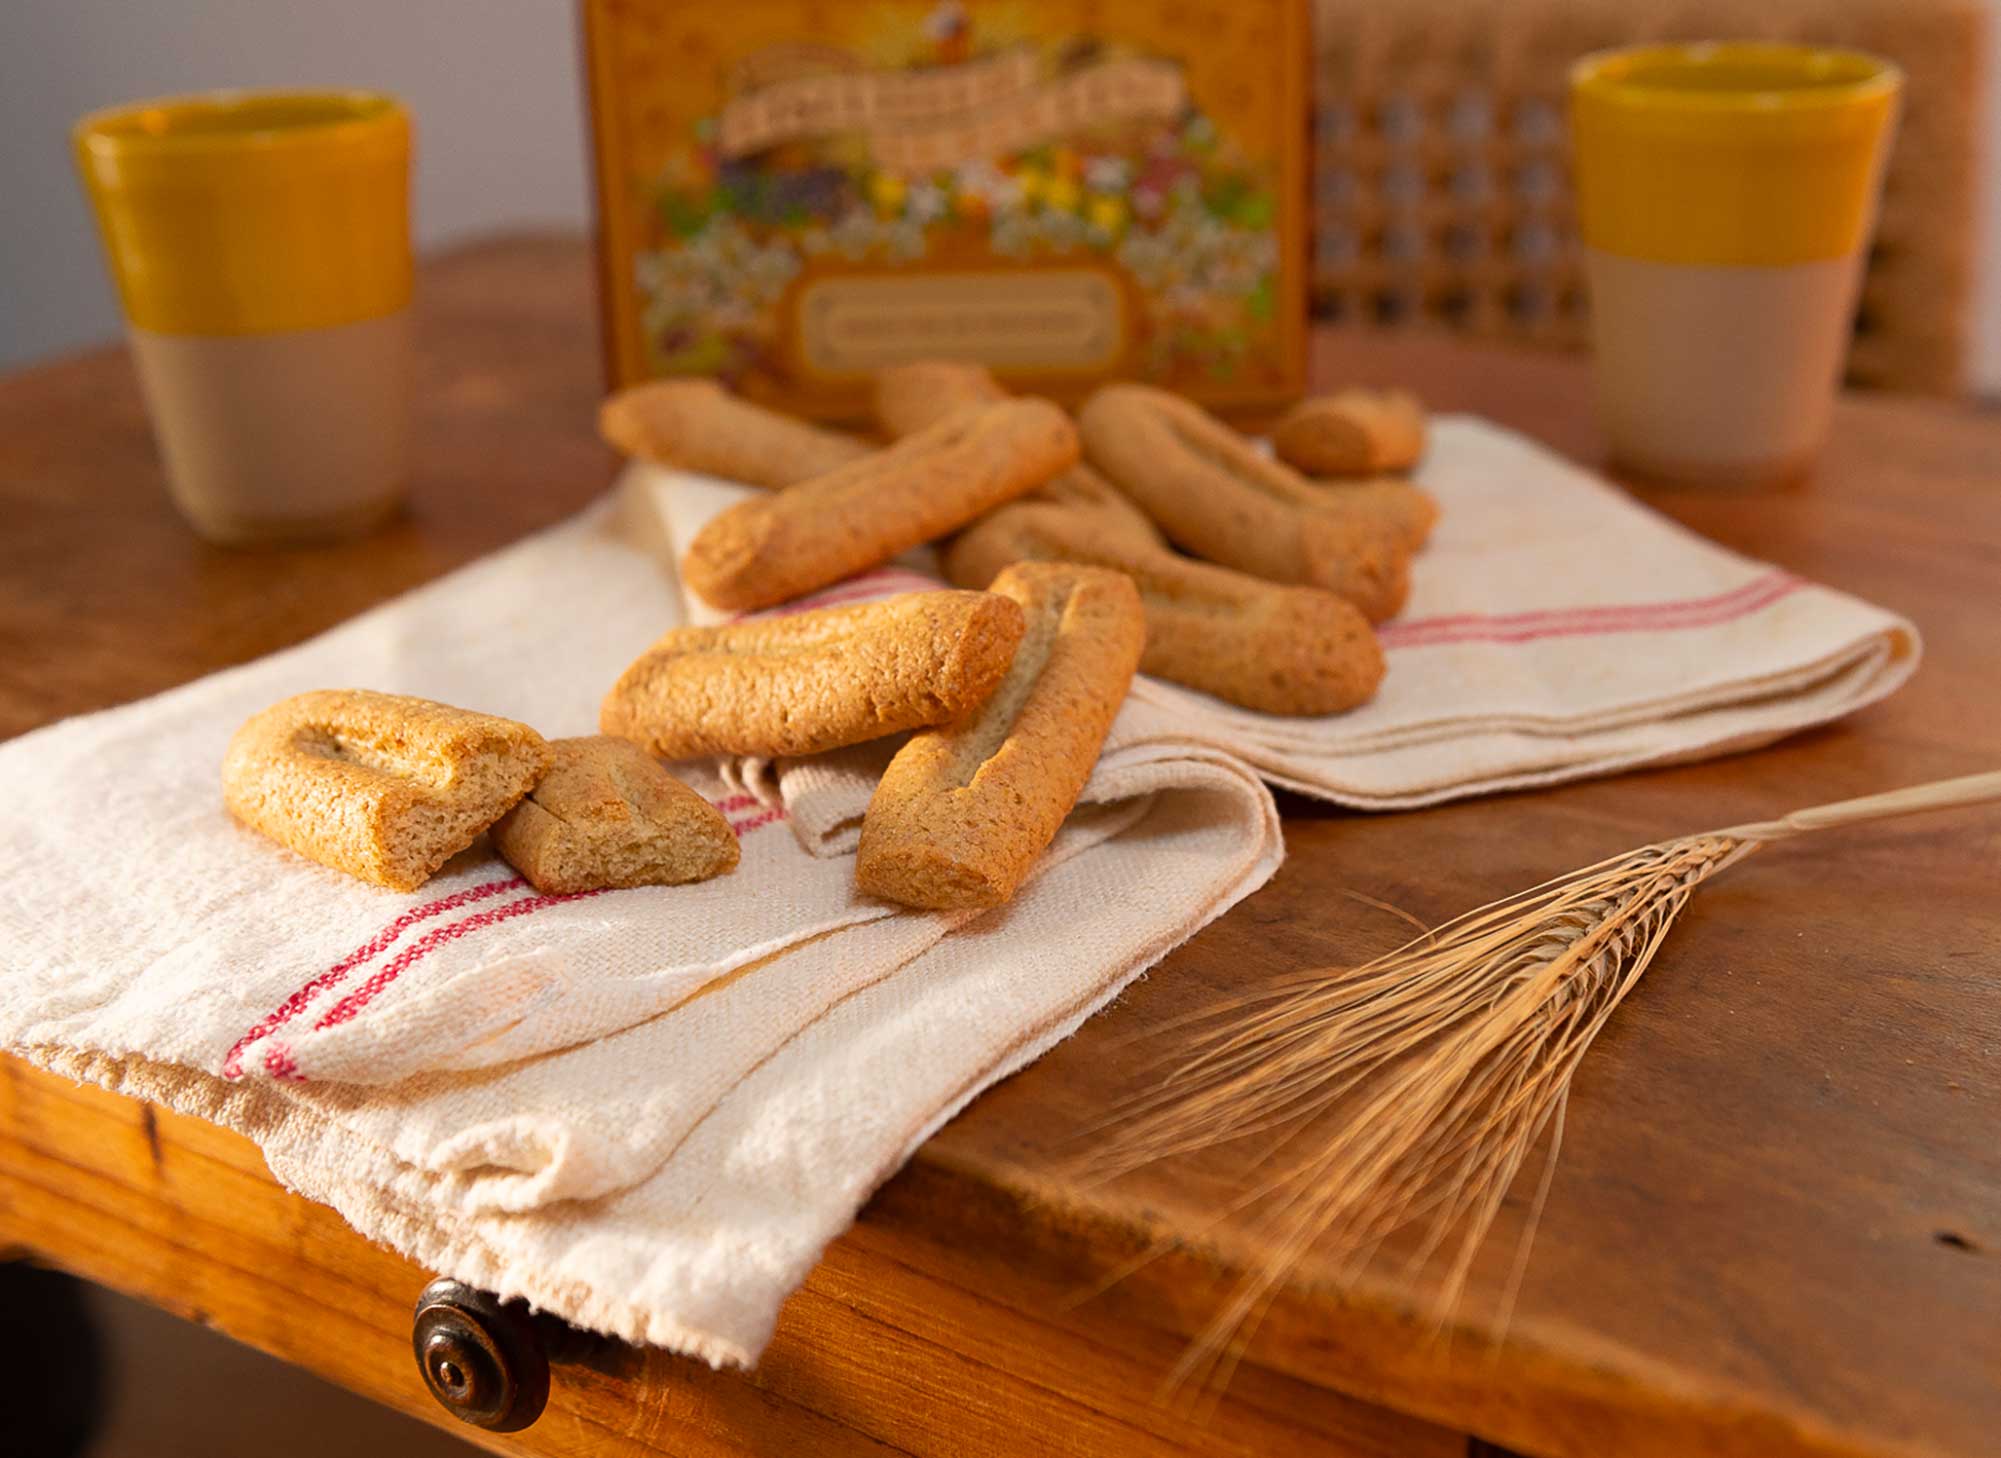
493;736;739;894
222;689;550;892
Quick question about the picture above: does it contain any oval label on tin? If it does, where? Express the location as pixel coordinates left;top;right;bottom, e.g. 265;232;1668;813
796;269;1125;375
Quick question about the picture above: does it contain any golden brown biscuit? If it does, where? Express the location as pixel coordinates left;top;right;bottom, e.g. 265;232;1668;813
945;501;1383;716
1308;477;1440;553
222;690;550;892
876;363;1379;711
599;378;871;488
492;736;739;893
1271;388;1427;476
872;360;1161;548
856;563;1145;911
871;360;1009;441
1077;384;1410;622
683;398;1077;612
601;590;1026;759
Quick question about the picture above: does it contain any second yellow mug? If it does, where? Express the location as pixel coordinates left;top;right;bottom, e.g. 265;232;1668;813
1570;44;1902;487
75;90;413;543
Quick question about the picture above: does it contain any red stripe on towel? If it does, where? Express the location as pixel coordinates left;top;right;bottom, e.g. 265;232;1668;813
1380;572;1805;649
240;801;796;1081
733;569;940;622
220;876;525;1079
308;888;611;1034
1383;572;1786;636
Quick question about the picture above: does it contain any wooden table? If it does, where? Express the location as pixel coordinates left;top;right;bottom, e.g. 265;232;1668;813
3;235;1997;1458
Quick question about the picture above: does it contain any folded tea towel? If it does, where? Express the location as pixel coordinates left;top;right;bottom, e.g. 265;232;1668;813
658;416;1919;812
0;477;1278;1365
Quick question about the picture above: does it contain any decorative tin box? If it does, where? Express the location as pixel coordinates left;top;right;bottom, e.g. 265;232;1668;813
583;0;1307;418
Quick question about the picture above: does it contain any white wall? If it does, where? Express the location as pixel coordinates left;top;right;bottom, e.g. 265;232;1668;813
0;0;591;368
3;1;1997;392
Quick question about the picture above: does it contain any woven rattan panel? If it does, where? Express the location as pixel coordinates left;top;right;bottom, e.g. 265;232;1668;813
1310;0;1984;393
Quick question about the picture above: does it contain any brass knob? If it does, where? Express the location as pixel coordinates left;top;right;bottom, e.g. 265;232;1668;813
411;1278;550;1432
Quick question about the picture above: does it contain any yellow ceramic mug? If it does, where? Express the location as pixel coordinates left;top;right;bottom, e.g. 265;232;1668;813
75;91;413;543
1569;44;1901;486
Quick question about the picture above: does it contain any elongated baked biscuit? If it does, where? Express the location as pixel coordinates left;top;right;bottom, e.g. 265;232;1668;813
872;360;1009;441
492;736;738;893
601;590;1025;759
1077;384;1411;622
1308;477;1440;552
223;690;550;892
945;501;1383;716
599;379;871;488
1272;388;1427;476
683;398;1077;612
1272;390;1432;474
872;361;1161;548
856;563;1144;911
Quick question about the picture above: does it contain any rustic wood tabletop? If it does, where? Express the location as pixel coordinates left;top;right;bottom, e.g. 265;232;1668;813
2;234;1996;1458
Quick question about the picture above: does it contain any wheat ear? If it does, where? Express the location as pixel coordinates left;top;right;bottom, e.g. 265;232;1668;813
1075;770;2001;1396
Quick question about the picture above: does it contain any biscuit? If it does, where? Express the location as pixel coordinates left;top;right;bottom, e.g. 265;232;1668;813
1312;477;1440;552
683;398;1078;612
856;563;1144;911
945;502;1383;716
1077;384;1410;622
872;361;1161;548
222;690;550;892
599;379;871;488
601;590;1026;759
1271;388;1427;476
492;736;739;893
871;360;1010;441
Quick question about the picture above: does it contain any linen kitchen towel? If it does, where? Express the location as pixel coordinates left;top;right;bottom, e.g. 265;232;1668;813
0;478;1279;1366
654;415;1920;813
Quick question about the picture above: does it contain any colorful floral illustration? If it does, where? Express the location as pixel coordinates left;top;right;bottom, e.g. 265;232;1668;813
631;23;1282;389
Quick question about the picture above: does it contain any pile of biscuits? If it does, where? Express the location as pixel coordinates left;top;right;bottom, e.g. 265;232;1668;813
605;364;1433;715
223;368;1433;912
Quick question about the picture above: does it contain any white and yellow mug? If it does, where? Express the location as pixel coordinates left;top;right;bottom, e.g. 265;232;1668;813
75;91;413;543
1570;44;1901;487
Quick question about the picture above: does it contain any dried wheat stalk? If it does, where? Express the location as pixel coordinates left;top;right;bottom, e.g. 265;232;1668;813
1076;771;2001;1395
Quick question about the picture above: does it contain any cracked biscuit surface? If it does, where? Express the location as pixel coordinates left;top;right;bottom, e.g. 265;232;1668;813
856;563;1144;911
222;689;550;891
492;736;738;893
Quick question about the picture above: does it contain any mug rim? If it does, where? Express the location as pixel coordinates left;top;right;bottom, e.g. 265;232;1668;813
74;89;407;157
1571;42;1903;114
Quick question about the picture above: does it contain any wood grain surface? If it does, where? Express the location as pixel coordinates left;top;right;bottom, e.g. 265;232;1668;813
3;235;1998;1458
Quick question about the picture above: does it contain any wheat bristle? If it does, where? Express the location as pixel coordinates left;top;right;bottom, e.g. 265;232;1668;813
1071;832;1763;1397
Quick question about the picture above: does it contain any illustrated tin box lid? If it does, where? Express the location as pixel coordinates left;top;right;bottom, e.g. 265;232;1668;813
583;0;1308;419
